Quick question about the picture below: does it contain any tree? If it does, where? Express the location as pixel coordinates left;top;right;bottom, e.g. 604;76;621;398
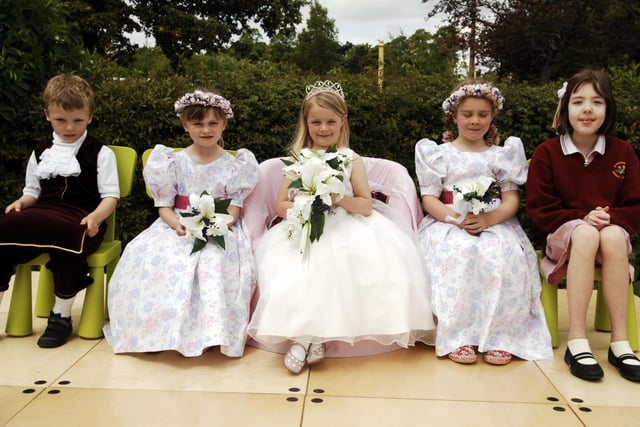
0;0;85;121
132;0;309;71
228;28;269;62
129;46;173;78
423;0;500;77
0;0;89;206
483;0;640;83
293;1;342;73
268;32;298;65
68;0;140;63
383;28;459;77
340;43;377;75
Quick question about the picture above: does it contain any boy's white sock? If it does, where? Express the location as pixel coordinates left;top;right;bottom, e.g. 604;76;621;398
611;340;640;365
52;296;75;318
0;291;4;307
567;338;598;365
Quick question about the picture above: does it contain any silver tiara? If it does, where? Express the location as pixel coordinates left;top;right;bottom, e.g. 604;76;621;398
304;80;345;101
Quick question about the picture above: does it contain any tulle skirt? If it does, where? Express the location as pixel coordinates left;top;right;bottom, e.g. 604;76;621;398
247;208;434;356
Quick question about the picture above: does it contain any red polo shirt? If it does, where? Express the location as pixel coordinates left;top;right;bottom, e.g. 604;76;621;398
526;135;640;247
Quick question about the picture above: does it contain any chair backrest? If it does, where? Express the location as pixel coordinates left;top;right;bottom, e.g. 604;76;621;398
242;156;422;242
141;147;179;198
141;147;237;199
105;145;137;241
243;157;285;241
361;157;424;236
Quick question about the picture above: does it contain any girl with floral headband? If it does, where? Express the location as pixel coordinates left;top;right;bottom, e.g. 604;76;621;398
247;80;434;374
527;69;640;382
414;80;553;366
103;89;259;357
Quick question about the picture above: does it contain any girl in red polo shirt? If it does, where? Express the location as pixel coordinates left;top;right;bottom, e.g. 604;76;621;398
527;69;640;382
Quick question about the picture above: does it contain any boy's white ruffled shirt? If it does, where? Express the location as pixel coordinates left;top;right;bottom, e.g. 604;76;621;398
35;131;85;179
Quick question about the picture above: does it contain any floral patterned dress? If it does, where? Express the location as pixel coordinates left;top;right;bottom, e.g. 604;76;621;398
415;137;553;360
103;145;259;357
247;148;435;355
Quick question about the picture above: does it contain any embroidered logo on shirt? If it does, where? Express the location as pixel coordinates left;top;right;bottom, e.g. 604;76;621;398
612;161;626;179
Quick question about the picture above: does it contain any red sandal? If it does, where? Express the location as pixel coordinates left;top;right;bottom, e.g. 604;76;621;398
484;349;512;365
448;345;477;364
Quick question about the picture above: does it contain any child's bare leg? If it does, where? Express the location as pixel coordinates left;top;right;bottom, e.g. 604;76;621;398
600;226;640;381
599;225;631;342
566;225;599;341
563;225;605;379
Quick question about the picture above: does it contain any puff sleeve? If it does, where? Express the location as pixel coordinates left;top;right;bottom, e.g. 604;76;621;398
414;138;447;197
494;136;528;192
143;144;179;207
225;148;259;207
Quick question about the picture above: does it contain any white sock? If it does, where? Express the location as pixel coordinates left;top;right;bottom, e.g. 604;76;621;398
0;291;4;307
568;338;598;365
611;340;640;366
52;296;75;318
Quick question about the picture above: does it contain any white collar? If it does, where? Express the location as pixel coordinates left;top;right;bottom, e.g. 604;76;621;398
559;133;606;156
34;131;86;179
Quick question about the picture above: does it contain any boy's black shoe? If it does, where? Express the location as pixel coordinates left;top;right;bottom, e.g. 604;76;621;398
37;311;72;348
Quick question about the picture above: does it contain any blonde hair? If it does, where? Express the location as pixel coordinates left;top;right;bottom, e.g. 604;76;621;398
43;74;95;114
289;91;350;154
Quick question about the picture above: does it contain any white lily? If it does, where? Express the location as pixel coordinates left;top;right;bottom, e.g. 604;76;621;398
179;192;233;252
205;213;234;236
281;145;350;259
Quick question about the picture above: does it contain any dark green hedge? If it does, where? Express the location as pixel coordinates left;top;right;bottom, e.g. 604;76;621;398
2;57;640;257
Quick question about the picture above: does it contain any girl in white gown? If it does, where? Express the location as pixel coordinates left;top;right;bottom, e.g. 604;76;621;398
247;81;434;374
415;81;553;365
104;90;258;357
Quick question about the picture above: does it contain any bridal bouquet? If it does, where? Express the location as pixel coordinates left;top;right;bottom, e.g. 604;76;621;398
447;177;501;223
179;191;234;253
281;145;352;259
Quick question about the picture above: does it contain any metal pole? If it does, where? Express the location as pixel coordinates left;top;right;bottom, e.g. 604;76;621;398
378;40;384;90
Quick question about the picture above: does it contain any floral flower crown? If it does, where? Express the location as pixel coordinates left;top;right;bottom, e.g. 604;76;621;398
305;80;345;101
442;83;504;116
174;90;234;118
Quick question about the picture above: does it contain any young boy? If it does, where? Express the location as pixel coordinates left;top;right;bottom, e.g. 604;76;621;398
0;74;120;348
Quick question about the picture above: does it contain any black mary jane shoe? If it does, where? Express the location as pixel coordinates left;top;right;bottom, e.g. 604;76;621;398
608;348;640;382
564;348;604;381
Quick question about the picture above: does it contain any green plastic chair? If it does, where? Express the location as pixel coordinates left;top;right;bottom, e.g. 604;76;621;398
5;145;137;339
537;250;639;351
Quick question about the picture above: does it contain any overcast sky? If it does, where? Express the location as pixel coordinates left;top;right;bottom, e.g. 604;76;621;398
312;0;438;45
129;1;440;47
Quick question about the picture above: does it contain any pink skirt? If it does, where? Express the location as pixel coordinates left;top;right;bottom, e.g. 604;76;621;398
541;219;633;285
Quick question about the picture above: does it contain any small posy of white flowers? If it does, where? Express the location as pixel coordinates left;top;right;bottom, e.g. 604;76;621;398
446;177;501;224
179;191;234;253
281;145;352;259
